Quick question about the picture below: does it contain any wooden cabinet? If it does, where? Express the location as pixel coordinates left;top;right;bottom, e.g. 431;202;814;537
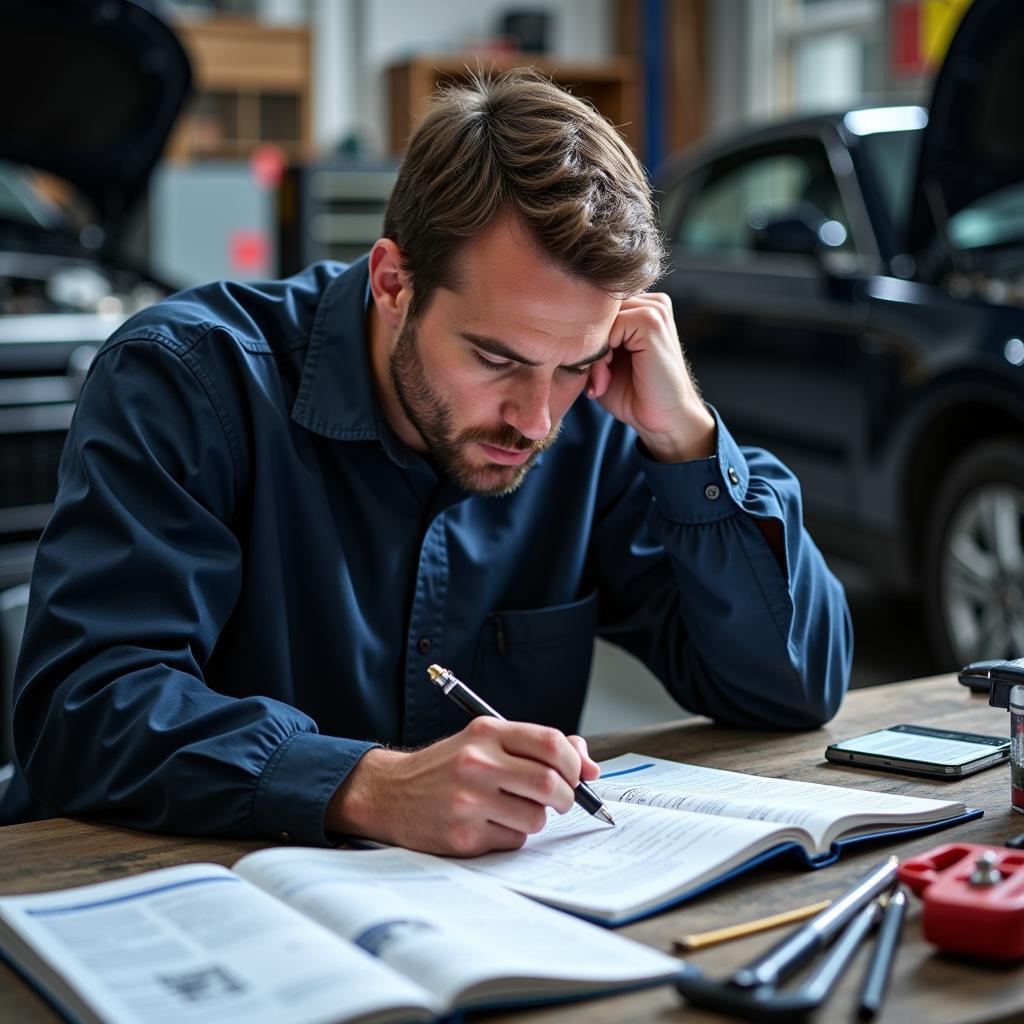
387;56;641;155
167;18;312;162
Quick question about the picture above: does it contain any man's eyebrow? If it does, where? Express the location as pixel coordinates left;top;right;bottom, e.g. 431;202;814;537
459;331;609;370
564;343;611;370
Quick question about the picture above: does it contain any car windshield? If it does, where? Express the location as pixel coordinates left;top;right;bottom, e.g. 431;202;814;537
0;161;73;232
947;184;1024;250
0;163;53;227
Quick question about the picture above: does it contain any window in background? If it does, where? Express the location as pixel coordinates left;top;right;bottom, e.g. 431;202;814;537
776;0;885;114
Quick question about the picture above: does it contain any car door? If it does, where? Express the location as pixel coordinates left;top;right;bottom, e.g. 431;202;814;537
660;135;870;523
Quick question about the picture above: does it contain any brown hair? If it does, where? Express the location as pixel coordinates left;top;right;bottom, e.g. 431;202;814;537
382;67;665;318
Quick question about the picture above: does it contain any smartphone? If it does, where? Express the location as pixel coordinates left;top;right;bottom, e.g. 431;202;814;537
824;723;1010;778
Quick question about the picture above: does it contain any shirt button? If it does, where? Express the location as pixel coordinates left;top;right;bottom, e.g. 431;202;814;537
417;637;432;654
277;831;290;842
704;484;721;501
728;466;740;485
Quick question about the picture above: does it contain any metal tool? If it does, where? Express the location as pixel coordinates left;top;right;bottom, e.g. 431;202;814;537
675;858;899;1023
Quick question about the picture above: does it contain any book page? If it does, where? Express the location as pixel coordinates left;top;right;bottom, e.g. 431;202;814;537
0;863;434;1024
233;846;680;1006
455;801;807;921
593;753;967;849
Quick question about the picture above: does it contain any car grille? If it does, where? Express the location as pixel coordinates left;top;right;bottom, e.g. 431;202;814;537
0;430;65;523
0;310;131;584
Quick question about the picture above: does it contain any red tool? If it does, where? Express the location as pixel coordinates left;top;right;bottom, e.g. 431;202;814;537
898;843;1024;961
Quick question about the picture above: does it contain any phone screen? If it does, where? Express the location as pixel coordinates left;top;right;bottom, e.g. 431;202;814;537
831;725;1004;766
826;724;1009;776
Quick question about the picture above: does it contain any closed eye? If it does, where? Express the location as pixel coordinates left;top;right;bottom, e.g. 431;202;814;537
472;347;593;378
559;364;590;378
471;350;513;372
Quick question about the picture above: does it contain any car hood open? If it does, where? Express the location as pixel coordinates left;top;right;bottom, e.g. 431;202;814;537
905;0;1024;258
0;0;191;238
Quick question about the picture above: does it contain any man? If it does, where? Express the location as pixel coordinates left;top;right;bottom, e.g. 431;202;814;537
1;71;852;854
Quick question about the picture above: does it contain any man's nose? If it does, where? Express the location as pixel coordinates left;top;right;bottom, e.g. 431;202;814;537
502;377;552;442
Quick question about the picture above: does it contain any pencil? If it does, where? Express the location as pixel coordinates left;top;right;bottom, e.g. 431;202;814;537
673;899;833;951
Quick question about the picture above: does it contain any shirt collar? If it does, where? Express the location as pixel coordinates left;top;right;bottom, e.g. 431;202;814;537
291;256;417;465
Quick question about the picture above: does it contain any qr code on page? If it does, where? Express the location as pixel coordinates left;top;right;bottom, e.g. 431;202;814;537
155;965;246;1003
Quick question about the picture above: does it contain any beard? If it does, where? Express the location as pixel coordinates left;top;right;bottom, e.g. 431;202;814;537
388;317;561;497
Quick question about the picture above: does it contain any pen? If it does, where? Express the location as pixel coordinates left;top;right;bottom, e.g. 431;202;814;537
729;856;899;990
427;663;615;826
857;886;907;1020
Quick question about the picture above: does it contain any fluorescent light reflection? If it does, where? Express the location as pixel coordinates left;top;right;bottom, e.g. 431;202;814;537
843;106;928;136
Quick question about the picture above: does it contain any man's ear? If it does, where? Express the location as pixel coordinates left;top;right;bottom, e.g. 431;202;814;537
368;239;411;329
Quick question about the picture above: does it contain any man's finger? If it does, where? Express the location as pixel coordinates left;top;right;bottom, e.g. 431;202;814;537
497;760;575;815
496;721;583;786
567;734;601;780
587;357;612;400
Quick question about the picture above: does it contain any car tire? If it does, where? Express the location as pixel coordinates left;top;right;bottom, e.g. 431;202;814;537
923;439;1024;671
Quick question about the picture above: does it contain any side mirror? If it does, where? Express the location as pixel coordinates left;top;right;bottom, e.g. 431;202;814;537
749;203;848;258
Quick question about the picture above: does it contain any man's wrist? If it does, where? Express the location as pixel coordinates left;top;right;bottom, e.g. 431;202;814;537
637;408;717;463
325;746;398;837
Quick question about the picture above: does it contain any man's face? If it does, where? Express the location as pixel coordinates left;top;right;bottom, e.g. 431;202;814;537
385;219;622;496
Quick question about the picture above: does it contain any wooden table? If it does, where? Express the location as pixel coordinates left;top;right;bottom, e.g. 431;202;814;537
1;676;1020;1023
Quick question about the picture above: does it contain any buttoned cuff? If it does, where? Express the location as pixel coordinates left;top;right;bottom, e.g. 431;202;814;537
640;405;751;524
254;732;380;846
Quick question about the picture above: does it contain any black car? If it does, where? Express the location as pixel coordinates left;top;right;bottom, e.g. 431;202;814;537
655;0;1024;670
0;0;190;590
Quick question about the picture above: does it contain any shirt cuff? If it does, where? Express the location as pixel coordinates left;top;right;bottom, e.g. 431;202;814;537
640;405;751;524
254;731;380;846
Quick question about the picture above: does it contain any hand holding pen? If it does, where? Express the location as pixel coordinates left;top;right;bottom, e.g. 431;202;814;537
428;664;615;826
323;664;610;856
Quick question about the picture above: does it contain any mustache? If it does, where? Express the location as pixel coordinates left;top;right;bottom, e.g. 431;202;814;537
457;423;560;453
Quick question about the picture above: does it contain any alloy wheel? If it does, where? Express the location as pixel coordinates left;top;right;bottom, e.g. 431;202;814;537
941;483;1024;664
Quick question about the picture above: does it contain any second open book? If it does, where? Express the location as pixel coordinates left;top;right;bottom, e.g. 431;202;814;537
0;847;681;1024
451;752;979;924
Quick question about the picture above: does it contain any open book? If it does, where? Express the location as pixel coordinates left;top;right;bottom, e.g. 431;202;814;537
0;845;681;1024
456;753;981;925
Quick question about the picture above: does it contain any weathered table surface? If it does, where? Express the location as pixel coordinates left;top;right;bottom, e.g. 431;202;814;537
1;676;1019;1023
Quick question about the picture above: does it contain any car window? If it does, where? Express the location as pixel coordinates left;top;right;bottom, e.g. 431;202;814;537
857;127;1024;254
854;128;922;241
675;143;854;256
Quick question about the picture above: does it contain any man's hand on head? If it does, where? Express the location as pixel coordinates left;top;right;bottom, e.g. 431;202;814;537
586;293;716;463
324;720;601;856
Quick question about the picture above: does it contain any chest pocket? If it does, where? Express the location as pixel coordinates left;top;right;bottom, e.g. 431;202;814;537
472;590;598;734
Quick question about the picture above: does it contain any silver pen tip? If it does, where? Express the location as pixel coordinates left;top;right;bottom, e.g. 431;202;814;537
596;806;615;826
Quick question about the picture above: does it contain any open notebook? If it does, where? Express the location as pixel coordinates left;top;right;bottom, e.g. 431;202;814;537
453;753;980;924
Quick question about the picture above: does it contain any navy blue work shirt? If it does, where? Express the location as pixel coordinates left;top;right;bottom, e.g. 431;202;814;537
2;257;852;843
